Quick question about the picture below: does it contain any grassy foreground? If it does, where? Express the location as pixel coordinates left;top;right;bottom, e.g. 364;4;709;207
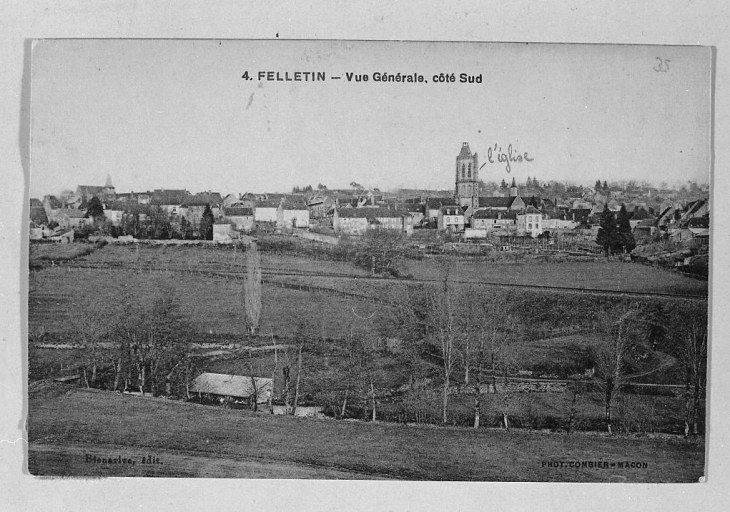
28;384;704;482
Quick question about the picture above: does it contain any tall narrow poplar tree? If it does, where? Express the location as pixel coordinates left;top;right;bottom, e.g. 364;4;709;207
243;243;262;335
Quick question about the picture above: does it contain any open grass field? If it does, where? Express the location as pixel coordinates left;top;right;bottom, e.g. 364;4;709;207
29;243;98;263
32;241;708;296
28;384;705;481
29;265;384;340
29;242;706;341
405;256;708;296
27;242;707;479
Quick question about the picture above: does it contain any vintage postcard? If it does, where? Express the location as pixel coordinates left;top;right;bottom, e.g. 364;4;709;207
27;39;711;481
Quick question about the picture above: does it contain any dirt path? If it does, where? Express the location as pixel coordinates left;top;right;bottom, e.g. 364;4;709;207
28;442;388;479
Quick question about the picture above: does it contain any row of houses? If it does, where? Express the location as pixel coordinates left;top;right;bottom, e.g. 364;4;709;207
332;207;414;236
36;189;313;231
438;204;575;238
32;170;710;242
432;196;710;240
653;198;710;244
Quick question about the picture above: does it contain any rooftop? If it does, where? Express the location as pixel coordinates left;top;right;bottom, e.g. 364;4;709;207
478;196;520;208
224;207;254;216
337;207;411;219
190;373;272;398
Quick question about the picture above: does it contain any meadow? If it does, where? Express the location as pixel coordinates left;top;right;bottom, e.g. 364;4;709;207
27;241;708;478
406;256;707;296
28;384;705;481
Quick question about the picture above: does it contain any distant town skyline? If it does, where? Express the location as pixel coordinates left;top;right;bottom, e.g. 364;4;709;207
32;170;710;199
36;173;709;200
30;40;712;199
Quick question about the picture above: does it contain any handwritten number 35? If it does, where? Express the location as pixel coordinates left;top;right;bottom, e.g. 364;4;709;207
654;57;670;72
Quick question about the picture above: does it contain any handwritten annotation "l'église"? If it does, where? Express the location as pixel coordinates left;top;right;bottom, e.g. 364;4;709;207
487;144;533;173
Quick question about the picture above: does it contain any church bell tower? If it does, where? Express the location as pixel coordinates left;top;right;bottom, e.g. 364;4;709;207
455;142;479;210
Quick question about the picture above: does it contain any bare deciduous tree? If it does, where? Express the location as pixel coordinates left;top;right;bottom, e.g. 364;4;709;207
350;324;382;422
386;285;430;396
269;329;277;414
116;287;190;397
496;339;520;430
426;270;460;424
292;334;304;416
678;312;707;437
282;364;291;414
290;310;318;415
71;303;114;388
590;304;642;435
461;290;510;429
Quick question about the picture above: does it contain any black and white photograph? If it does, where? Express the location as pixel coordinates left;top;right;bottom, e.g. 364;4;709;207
26;39;711;482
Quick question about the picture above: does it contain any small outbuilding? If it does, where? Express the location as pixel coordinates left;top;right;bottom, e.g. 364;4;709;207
190;372;272;405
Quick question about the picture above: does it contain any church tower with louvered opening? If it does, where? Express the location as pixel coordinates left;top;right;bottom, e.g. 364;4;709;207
103;173;116;198
455;142;479;210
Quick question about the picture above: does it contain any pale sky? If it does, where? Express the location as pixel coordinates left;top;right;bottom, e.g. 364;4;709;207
30;40;712;198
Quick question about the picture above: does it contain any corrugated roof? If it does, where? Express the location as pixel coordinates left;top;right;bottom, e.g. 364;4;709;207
58;208;86;218
193;192;224;203
180;192;223;207
190;373;272;398
687;199;708;216
104;201;129;211
280;201;308;211
478;197;518;208
151;189;190;205
44;196;63;209
255;200;281;208
338;208;411;219
687;217;709;228
472;209;517;220
224;207;254;216
636;218;657;227
30;203;49;224
426;197;457;209
123;204;153;215
629;208;654;221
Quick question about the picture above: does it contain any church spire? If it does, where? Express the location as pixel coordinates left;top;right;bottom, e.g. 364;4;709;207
455;142;479;210
105;174;114;188
458;142;473;159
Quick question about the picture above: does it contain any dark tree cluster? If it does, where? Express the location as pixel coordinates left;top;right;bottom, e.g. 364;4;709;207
596;204;635;256
199;205;215;240
85;196;105;221
354;228;406;277
594;180;609;192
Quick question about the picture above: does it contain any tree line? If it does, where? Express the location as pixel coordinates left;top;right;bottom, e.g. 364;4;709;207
60;240;706;436
69;280;197;398
246;265;708;436
80;197;217;241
